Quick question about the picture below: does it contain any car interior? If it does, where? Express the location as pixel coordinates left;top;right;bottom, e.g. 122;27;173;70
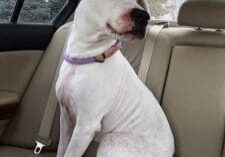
0;0;225;157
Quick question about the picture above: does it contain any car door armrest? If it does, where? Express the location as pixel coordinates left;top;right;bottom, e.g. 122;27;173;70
0;91;19;120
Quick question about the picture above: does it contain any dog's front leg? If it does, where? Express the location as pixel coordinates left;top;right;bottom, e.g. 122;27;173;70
64;113;101;157
57;107;74;157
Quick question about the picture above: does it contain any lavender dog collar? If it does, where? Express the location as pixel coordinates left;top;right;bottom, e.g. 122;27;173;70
64;41;122;65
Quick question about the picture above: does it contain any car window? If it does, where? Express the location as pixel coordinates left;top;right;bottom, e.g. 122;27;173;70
148;0;186;20
0;0;16;23
18;0;69;24
0;0;71;24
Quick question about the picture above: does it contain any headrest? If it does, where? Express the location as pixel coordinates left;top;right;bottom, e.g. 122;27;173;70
178;0;225;29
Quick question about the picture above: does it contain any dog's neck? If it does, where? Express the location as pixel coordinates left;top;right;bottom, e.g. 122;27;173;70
66;29;117;58
66;1;117;58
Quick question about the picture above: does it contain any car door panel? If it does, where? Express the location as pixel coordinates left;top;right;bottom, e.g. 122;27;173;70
0;25;70;148
0;0;77;138
0;50;43;121
0;24;54;51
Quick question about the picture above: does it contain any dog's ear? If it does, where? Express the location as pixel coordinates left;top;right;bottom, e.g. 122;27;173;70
140;0;151;16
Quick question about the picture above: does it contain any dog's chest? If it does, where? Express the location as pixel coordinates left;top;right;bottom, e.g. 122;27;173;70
56;53;127;123
56;63;81;126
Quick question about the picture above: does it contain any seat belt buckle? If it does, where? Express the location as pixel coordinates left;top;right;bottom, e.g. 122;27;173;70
34;141;46;155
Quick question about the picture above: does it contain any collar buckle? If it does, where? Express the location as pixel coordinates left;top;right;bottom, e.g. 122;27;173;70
95;53;106;63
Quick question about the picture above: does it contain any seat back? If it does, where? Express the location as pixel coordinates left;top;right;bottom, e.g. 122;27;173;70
146;0;225;156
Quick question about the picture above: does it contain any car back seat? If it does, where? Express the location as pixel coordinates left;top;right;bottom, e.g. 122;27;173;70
146;0;225;157
2;0;225;157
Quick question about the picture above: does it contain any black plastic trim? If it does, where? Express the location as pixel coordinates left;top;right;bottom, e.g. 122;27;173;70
53;0;79;29
11;0;25;23
0;24;54;51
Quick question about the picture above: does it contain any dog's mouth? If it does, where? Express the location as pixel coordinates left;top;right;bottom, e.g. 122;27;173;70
106;23;146;39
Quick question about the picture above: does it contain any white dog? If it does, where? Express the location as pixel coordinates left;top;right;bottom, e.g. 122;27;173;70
56;0;175;157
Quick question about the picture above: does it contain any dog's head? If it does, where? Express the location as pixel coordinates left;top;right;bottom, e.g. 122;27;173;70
102;0;150;41
82;0;150;41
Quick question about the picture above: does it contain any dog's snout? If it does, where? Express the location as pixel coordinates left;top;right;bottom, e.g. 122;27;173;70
131;8;150;26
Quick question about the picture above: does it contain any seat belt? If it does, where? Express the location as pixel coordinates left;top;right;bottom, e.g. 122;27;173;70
34;27;71;155
138;23;168;83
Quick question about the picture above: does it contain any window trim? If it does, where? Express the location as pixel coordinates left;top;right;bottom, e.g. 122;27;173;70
52;0;78;29
11;0;24;23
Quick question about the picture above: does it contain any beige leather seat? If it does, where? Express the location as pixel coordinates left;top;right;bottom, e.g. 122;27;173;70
1;0;225;157
147;1;225;157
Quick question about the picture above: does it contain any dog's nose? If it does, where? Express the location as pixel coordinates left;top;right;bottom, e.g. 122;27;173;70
131;8;150;26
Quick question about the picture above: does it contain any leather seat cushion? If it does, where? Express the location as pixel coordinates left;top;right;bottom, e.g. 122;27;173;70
0;146;56;157
0;142;98;157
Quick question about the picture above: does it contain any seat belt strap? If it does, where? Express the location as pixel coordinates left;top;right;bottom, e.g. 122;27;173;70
138;23;168;83
34;27;71;155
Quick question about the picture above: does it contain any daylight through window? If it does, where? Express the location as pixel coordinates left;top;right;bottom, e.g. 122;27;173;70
148;0;186;20
18;0;69;23
0;0;16;23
